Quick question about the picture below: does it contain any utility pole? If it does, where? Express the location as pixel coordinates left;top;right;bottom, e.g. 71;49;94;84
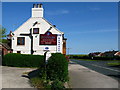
67;48;71;55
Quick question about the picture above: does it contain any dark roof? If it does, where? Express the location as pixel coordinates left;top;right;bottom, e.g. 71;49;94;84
0;42;11;50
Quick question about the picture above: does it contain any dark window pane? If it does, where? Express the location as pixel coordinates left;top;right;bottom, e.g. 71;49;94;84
33;28;39;34
17;51;21;53
17;37;25;45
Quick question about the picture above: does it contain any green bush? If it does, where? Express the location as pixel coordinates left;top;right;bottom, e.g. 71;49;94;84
46;53;68;82
2;53;44;67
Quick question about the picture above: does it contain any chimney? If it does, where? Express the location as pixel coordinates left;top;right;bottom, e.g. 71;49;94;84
32;4;43;17
38;4;42;8
33;4;37;8
53;25;56;27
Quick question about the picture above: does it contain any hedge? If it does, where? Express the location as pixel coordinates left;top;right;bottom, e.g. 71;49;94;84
69;55;90;59
46;53;68;82
69;55;120;60
92;56;120;60
2;53;44;67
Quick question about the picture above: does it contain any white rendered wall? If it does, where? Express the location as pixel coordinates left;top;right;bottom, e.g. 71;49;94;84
12;17;64;55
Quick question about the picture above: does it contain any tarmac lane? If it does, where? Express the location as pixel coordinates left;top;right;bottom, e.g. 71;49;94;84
70;59;120;81
68;61;119;88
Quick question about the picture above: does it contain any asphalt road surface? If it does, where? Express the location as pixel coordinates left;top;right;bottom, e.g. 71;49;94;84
70;59;120;81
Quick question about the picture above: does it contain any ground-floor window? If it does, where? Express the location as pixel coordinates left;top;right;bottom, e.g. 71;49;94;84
17;51;21;54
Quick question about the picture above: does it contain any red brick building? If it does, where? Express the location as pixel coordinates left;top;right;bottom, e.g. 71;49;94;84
0;42;12;56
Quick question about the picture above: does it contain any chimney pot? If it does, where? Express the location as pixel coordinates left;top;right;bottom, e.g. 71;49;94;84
32;3;44;17
33;4;37;8
38;4;42;8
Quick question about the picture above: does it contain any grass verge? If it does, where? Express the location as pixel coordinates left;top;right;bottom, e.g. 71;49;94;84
107;63;120;66
71;58;120;61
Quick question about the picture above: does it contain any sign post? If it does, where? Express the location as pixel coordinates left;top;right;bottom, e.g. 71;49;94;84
43;49;49;81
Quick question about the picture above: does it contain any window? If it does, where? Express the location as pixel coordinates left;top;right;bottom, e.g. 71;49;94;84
33;28;39;34
17;37;25;45
17;51;21;54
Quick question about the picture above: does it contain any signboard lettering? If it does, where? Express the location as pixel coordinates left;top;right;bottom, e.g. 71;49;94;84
40;31;57;45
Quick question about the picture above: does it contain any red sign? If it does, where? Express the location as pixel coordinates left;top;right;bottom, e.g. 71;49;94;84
40;31;57;45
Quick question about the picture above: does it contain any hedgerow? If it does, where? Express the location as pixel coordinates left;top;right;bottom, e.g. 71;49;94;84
2;53;44;67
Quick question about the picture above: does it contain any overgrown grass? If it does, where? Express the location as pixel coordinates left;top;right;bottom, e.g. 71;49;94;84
30;77;44;88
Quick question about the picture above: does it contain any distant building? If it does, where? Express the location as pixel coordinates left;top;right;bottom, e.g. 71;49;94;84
89;52;101;57
89;50;119;57
0;42;12;56
9;4;67;56
98;53;105;57
114;51;120;56
98;50;118;57
103;50;118;57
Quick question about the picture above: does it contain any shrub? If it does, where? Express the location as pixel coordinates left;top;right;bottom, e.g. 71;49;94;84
46;53;68;82
2;53;44;67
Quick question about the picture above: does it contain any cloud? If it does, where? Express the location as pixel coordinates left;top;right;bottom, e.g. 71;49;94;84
46;10;69;15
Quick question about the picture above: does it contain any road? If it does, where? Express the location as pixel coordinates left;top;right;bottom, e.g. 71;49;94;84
70;59;120;81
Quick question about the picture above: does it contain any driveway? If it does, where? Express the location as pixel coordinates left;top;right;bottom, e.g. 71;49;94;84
2;66;37;88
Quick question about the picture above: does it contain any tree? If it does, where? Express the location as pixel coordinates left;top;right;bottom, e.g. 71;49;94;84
0;25;7;42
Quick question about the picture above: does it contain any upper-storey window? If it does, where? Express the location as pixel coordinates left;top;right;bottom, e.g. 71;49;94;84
33;28;39;34
17;37;25;45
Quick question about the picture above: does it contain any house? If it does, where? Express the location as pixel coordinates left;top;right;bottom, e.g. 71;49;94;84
0;42;12;56
89;52;101;57
114;51;120;56
9;4;67;56
98;53;105;57
98;50;118;57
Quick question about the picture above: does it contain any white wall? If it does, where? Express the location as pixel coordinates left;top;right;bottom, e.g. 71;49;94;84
12;17;64;55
